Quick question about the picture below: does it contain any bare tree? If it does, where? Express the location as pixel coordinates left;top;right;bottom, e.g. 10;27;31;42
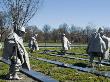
51;28;59;42
0;11;10;41
58;23;69;34
1;0;43;31
42;24;51;46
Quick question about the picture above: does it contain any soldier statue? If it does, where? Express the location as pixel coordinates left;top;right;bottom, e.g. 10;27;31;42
2;26;30;80
87;27;110;67
29;34;39;52
61;33;71;55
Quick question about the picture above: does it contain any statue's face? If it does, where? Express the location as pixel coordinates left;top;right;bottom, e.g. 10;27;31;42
100;31;104;36
18;30;25;37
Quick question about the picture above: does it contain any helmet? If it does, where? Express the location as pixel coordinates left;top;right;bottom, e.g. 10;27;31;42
18;26;25;33
35;34;38;37
62;33;65;36
98;27;104;33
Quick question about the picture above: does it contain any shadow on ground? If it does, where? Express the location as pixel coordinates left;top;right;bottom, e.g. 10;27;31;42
74;63;88;68
0;74;7;80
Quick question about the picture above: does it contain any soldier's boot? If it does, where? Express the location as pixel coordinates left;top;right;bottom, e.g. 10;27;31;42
88;62;94;68
6;64;14;79
6;73;13;80
98;57;104;67
11;66;22;80
89;56;95;68
63;50;67;55
12;72;22;80
65;50;68;55
11;62;22;80
92;63;95;68
31;49;33;53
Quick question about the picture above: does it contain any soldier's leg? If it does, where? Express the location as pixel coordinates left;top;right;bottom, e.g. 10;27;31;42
8;56;22;80
89;53;94;67
6;59;15;79
98;57;103;67
12;58;22;80
63;50;67;55
98;53;104;67
30;45;33;53
30;44;33;53
34;44;37;50
36;44;39;50
32;45;35;52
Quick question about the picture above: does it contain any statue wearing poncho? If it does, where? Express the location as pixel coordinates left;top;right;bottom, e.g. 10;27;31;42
2;26;30;80
87;27;110;67
29;34;39;52
61;33;71;55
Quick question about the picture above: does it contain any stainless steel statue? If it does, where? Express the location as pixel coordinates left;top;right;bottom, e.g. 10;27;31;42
29;34;39;52
87;27;110;67
3;26;30;80
61;33;71;55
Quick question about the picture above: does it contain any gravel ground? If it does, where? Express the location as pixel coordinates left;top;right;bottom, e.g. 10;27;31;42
3;72;40;82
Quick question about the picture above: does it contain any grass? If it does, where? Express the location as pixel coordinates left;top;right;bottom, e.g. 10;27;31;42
0;49;8;82
32;53;88;66
31;52;110;71
27;47;110;81
29;47;110;71
0;62;9;82
30;57;110;82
